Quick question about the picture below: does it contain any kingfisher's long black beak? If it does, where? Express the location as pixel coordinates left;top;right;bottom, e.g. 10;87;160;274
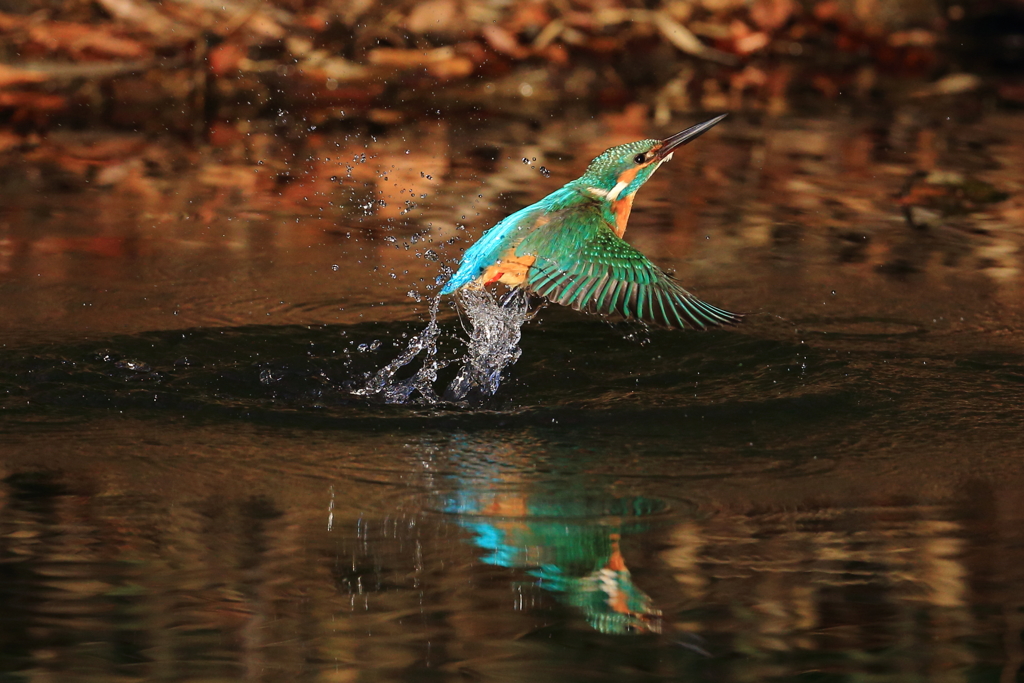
656;113;728;160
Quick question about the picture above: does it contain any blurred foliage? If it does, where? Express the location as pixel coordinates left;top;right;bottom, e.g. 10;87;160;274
0;0;1021;136
0;0;1018;271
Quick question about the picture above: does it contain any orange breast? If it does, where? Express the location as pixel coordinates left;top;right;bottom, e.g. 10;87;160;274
609;166;643;237
612;193;636;237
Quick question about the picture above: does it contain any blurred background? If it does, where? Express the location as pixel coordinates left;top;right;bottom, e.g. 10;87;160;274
3;2;1024;682
1;0;1023;334
3;0;1024;129
2;0;1024;331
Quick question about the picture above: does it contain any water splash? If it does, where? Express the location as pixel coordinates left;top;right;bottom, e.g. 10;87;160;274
354;288;534;406
444;289;532;403
352;296;447;404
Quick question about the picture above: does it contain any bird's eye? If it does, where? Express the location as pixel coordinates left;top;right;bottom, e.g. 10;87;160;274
633;153;646;164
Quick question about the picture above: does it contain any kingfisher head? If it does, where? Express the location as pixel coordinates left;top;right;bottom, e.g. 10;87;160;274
576;114;727;204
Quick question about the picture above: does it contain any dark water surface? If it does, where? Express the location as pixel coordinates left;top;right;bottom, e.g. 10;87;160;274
1;109;1024;682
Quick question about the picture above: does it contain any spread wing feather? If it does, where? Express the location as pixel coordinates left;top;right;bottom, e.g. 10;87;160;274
515;205;741;330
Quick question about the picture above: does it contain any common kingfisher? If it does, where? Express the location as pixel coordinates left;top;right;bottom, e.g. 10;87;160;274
441;114;741;329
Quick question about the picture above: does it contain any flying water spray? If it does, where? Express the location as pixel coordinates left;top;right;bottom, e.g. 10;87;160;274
353;289;534;406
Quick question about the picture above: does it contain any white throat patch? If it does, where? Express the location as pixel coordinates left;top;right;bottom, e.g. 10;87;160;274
606;180;629;202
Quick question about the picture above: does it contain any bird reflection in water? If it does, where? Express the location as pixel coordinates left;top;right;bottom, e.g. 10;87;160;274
445;487;665;635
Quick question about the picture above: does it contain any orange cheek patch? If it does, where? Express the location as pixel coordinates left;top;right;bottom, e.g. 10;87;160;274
614;166;642;193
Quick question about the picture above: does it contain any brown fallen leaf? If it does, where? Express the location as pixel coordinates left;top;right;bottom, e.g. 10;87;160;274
700;0;747;12
750;0;796;31
367;46;458;68
0;63;49;88
533;19;564;49
368;108;405;125
0;11;26;31
652;11;705;54
209;42;245;76
813;0;841;21
812;73;839;97
508;2;551;33
200;164;257;192
888;29;937;48
294;54;371;83
728;19;770;54
734;31;770;54
480;24;530;59
0;91;67;114
652;11;737;65
233;11;286;39
853;0;879;22
28;22;148;59
285;36;313;57
299;8;332;32
8;60;152;80
208;121;245;148
730;64;768;92
406;0;460;35
538;42;569;66
0;130;23;153
426;56;475;79
96;0;179;37
912;73;982;97
94;158;144;186
560;10;598;30
50;132;147;160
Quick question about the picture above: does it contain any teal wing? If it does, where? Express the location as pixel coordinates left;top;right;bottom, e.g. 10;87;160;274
442;186;584;295
441;204;545;295
516;211;741;330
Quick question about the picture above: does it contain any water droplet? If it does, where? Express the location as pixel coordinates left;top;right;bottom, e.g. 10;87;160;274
259;368;283;384
539;166;551;177
115;359;152;372
332;264;340;271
